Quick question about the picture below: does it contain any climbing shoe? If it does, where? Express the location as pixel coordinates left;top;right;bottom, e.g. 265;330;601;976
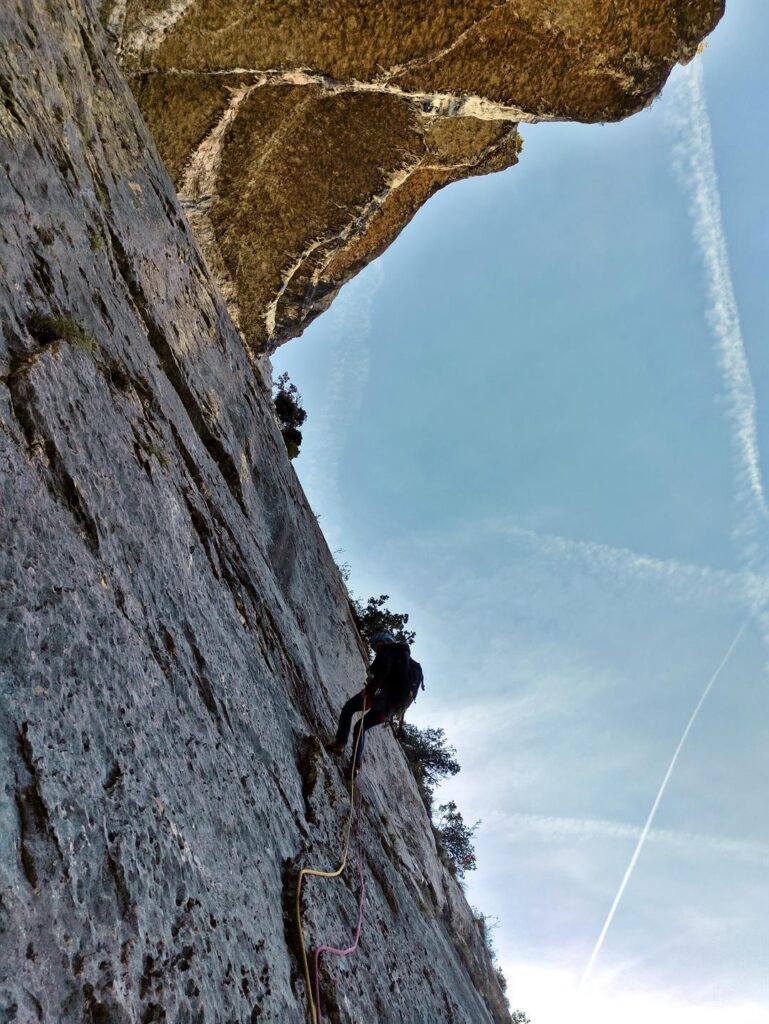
325;740;344;755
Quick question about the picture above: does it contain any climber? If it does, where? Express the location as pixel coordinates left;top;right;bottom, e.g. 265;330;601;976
327;631;423;775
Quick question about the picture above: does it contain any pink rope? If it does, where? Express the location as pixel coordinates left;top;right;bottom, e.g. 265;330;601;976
313;785;367;1023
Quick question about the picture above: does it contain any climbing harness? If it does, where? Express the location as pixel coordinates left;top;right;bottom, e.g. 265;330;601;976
295;700;369;1024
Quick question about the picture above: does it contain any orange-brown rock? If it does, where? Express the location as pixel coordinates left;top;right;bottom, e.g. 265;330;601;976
115;0;724;354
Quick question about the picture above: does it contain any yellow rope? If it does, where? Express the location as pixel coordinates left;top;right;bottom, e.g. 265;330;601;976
296;700;368;1024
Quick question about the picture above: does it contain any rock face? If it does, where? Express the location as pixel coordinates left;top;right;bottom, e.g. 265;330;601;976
0;2;513;1022
0;1;723;1023
113;0;724;354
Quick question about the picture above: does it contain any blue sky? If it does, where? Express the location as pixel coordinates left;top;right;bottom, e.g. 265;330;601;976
274;4;769;1021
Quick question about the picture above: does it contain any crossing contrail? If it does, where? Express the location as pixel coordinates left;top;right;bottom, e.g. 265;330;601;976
489;810;769;865
580;620;747;987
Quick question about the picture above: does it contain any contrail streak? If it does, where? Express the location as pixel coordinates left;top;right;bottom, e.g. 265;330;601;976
484;521;766;608
580;620;747;987
666;61;769;570
393;519;769;613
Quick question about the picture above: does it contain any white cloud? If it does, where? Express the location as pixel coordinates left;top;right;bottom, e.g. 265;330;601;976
500;961;768;1024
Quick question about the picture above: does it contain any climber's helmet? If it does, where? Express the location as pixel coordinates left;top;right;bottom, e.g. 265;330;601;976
370;630;395;651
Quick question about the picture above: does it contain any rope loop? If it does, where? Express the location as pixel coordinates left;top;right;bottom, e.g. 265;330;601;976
295;700;369;1023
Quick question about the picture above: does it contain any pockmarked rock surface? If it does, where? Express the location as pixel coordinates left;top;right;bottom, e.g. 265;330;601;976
0;2;511;1022
114;0;724;354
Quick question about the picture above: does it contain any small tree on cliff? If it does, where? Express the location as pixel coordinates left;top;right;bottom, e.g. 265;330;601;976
352;593;415;653
435;800;479;878
272;372;307;460
399;723;460;812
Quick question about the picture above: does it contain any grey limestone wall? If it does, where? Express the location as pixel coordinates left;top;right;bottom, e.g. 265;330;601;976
0;2;510;1022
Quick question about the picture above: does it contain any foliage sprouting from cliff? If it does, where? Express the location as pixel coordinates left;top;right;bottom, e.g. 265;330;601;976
399;723;459;812
435;799;479;878
352;593;416;652
272;371;307;459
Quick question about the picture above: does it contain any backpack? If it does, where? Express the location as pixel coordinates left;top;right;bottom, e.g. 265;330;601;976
378;642;424;709
388;651;424;736
406;657;424;705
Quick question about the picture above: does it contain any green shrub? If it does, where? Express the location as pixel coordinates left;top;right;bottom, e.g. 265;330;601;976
143;441;169;470
27;311;98;355
435;800;478;878
352;593;415;653
399;723;459;813
272;372;307;460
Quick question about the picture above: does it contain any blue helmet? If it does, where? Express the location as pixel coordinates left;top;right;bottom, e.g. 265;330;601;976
370;630;395;645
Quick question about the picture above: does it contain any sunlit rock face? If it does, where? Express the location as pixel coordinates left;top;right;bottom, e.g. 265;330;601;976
113;0;724;355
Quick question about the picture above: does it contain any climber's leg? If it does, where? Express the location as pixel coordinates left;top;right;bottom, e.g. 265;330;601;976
329;691;366;752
